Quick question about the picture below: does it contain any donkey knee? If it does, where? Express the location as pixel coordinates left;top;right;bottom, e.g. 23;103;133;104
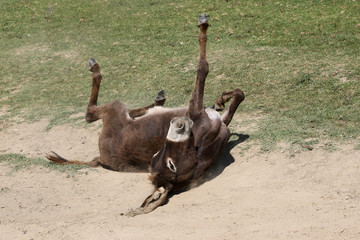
233;88;245;102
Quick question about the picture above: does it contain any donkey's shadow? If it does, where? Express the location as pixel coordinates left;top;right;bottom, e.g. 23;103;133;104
204;132;249;181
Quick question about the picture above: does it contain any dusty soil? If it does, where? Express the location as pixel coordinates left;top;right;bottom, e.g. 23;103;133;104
1;119;360;240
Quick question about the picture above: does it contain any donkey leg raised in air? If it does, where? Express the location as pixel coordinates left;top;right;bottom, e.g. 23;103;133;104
187;14;209;122
86;58;165;122
213;89;245;126
129;90;166;119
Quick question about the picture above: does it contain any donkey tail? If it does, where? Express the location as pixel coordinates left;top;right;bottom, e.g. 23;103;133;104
46;151;100;167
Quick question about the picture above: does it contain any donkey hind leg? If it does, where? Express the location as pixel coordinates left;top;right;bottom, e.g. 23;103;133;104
46;152;101;167
85;58;129;124
128;90;166;119
85;58;105;123
85;58;165;120
213;89;245;126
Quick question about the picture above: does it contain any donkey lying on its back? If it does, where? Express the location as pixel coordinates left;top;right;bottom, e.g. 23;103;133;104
47;14;245;216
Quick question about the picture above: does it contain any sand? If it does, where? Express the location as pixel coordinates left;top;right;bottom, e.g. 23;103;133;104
1;119;359;240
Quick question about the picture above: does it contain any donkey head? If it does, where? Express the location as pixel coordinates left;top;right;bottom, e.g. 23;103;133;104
150;116;197;189
125;116;197;216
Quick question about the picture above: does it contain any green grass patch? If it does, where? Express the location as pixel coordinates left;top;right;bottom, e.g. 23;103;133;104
0;153;88;173
1;0;359;152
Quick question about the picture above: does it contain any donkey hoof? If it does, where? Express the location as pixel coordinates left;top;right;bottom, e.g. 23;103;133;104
89;58;97;68
155;90;165;101
198;14;209;26
89;58;100;72
212;104;224;112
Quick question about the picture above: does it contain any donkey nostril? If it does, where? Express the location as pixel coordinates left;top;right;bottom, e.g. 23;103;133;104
175;121;185;134
167;116;193;142
176;121;184;129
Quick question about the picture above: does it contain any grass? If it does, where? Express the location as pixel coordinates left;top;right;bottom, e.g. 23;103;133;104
0;153;88;173
1;0;359;159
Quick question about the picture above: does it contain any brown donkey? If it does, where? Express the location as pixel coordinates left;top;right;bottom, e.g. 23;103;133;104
47;14;245;216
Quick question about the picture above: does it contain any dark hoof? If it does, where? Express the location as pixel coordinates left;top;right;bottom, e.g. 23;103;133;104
89;58;97;68
155;90;165;101
198;14;209;26
89;58;100;72
212;104;224;112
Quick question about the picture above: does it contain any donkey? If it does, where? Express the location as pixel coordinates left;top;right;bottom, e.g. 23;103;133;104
47;14;245;216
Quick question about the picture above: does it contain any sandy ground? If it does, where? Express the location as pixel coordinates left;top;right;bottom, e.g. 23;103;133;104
1;119;360;240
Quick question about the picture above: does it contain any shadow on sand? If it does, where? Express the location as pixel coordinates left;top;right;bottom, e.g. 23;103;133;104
205;132;250;181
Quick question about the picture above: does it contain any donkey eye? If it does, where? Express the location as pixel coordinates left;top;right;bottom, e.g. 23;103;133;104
166;157;177;173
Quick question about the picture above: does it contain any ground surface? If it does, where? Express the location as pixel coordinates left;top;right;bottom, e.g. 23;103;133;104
1;119;360;240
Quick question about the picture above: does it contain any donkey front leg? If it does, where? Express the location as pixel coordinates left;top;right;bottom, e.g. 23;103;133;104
124;187;170;217
215;88;245;126
213;89;245;126
188;14;210;121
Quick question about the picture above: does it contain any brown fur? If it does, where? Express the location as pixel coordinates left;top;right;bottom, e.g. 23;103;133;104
47;14;245;216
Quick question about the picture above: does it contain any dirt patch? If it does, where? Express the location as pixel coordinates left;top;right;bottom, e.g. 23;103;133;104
14;44;50;56
0;119;99;158
14;43;79;62
54;49;79;59
0;105;9;117
0;120;360;239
